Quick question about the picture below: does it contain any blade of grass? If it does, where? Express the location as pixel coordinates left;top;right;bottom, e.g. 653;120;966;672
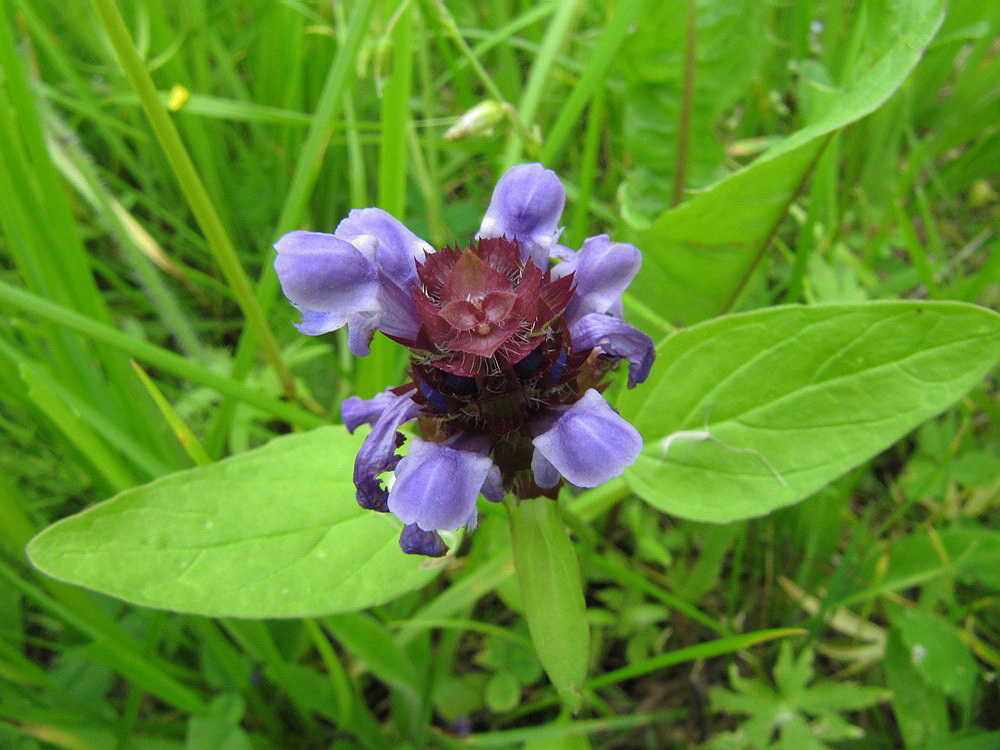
204;0;375;456
44;106;209;364
0;280;324;429
88;0;296;401
460;710;688;748
540;0;641;165
500;0;582;167
14;361;137;493
0;561;208;715
130;360;211;467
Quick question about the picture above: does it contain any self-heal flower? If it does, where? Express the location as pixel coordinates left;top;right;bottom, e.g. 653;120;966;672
275;163;655;556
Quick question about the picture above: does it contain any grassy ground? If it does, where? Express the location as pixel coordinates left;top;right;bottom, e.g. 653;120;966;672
1;0;998;747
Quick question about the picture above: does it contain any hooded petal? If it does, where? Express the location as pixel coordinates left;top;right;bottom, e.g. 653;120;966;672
274;231;379;315
530;389;642;488
570;313;656;388
552;235;641;325
334;208;433;289
387;434;495;531
477;163;565;269
352;390;421;512
334;209;430;344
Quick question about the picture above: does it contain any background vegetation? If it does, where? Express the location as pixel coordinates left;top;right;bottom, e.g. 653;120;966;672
1;0;998;747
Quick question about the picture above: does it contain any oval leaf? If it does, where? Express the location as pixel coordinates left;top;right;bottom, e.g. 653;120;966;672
617;301;1000;522
508;498;589;713
27;427;442;617
630;0;945;323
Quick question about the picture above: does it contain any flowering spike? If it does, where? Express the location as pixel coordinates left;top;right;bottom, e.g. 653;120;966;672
274;163;656;555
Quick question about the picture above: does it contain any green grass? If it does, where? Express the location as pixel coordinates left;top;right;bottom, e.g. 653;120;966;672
1;0;998;748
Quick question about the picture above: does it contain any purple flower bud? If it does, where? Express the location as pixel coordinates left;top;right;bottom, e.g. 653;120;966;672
530;389;643;488
477;163;566;269
399;524;448;557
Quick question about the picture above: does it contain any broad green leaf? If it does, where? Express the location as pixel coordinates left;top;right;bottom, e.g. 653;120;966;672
630;0;945;323
617;301;1000;522
27;427;442;617
508;498;588;713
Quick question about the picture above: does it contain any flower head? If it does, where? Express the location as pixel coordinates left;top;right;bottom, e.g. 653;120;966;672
275;164;655;556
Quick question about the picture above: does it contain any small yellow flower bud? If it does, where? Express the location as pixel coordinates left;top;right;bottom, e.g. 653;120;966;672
167;84;190;112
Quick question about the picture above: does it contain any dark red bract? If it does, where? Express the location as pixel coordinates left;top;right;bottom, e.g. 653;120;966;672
410;237;575;376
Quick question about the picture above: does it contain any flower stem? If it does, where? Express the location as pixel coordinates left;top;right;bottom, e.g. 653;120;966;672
507;497;589;713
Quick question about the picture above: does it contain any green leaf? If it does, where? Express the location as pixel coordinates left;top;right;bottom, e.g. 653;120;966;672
484;670;521;713
895;609;979;709
630;0;946;323
27;427;442;617
885;627;950;747
186;695;252;750
617;301;1000;522
323;612;421;700
508;498;589;713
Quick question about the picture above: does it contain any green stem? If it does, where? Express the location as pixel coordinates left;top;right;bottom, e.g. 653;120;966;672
500;0;582;167
88;0;296;400
540;0;644;167
430;0;538;153
508;497;589;713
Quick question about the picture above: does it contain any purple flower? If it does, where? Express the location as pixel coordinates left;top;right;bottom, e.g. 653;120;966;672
530;389;643;488
275;164;656;556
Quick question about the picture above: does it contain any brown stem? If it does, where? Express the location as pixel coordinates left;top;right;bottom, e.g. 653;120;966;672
672;0;697;207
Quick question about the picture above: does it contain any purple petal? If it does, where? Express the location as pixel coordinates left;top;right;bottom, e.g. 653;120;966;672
553;235;641;325
374;275;421;343
387;434;495;531
570;313;656;388
477;163;565;269
341;389;400;433
530;449;561;489
530;389;642;488
346;311;379;357
334;208;433;290
274;231;379;315
482;465;505;503
353;390;421;512
399;524;448;557
295;309;347;336
335;209;430;344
